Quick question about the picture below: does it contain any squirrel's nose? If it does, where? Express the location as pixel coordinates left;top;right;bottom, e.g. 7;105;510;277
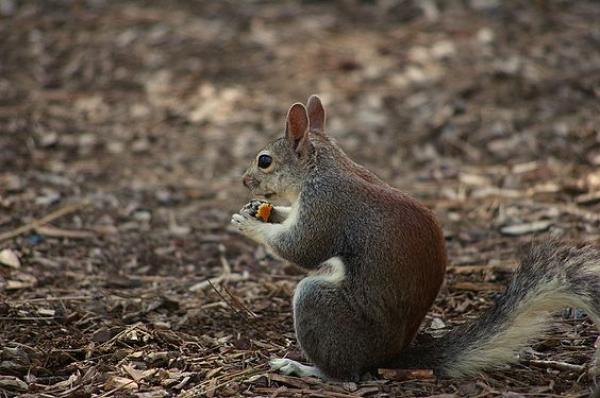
242;174;253;189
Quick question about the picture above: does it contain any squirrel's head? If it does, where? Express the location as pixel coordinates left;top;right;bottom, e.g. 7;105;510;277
242;95;326;203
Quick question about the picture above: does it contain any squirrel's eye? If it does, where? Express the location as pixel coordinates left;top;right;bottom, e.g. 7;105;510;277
258;154;272;169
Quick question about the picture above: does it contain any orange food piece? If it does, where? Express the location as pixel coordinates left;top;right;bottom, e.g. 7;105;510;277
256;203;273;222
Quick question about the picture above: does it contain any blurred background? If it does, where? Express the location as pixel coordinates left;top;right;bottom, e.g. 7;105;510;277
0;0;599;396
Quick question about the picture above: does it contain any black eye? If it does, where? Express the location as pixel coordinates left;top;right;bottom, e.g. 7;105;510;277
258;154;272;169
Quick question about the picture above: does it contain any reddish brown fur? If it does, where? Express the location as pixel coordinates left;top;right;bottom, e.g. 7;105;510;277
311;130;447;365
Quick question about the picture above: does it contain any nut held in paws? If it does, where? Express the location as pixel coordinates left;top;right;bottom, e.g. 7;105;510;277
256;202;273;222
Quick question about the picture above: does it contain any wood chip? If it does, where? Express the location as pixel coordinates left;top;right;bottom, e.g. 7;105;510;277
6;280;35;290
36;308;56;316
500;221;552;236
575;191;600;206
378;368;435;381
0;249;20;268
449;262;518;274
527;359;585;372
451;282;503;292
0;376;28;392
35;225;95;239
122;364;158;382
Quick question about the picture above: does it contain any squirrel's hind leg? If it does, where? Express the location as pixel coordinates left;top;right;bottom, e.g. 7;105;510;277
270;358;328;379
291;260;373;382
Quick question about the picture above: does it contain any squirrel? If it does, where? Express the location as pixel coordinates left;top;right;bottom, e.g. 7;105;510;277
231;95;600;381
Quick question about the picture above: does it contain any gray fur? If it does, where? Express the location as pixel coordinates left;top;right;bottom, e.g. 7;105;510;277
232;97;600;380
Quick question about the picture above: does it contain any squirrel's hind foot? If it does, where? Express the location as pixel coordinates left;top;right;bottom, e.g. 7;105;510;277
269;358;328;379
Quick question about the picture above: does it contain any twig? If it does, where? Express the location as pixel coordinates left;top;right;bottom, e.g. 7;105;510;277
0;202;89;241
7;295;92;304
253;387;362;398
35;225;95;239
528;359;586;372
207;279;246;319
177;366;266;398
222;284;257;318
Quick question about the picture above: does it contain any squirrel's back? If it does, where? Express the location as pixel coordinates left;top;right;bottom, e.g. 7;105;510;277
307;136;447;349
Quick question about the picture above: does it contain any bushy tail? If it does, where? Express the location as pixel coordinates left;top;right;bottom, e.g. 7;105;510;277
396;240;600;378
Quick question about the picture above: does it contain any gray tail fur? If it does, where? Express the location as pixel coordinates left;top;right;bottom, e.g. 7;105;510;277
395;240;600;377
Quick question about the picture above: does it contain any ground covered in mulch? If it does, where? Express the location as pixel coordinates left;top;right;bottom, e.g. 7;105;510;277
1;0;600;396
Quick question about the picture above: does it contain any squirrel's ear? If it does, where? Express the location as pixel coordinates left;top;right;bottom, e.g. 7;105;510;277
285;103;310;153
306;95;325;134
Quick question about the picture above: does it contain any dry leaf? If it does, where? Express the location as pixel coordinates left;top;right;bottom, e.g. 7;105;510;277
104;376;138;391
44;373;80;392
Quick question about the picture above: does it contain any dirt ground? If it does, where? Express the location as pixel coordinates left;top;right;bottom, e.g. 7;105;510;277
1;0;600;396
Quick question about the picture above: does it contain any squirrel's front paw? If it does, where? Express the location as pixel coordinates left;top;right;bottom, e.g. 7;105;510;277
231;212;259;232
231;212;268;244
240;200;273;222
241;199;267;215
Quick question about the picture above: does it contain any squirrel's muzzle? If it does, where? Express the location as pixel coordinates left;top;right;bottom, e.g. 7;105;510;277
242;174;255;189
